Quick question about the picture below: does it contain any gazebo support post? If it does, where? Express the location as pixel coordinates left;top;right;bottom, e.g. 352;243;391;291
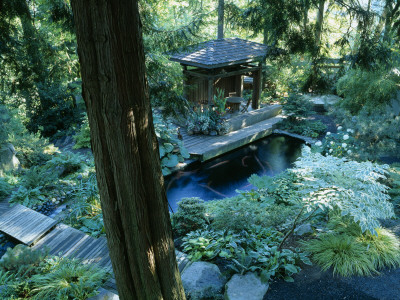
207;77;214;106
182;65;189;100
235;74;243;97
252;62;263;109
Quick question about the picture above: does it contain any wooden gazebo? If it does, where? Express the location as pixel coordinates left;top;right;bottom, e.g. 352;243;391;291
170;38;268;109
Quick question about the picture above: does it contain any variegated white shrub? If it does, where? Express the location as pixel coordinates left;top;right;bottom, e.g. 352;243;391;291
293;146;394;234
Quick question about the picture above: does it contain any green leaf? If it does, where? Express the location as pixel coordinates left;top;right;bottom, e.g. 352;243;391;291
180;147;190;159
284;276;294;282
159;146;165;158
163;143;174;153
284;264;298;274
161;154;179;168
162;168;171;176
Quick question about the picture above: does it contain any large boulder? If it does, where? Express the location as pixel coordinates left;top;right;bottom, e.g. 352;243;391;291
0;143;19;172
224;273;269;300
181;261;226;300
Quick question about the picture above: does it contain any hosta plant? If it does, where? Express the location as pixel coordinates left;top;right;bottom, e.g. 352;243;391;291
153;112;190;175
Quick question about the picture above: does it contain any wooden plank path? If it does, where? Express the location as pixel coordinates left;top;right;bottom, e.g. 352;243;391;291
0;204;58;245
182;116;282;161
0;200;191;296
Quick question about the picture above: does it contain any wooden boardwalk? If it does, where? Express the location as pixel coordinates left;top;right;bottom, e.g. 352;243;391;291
182;116;282;161
0;204;58;245
0;200;191;296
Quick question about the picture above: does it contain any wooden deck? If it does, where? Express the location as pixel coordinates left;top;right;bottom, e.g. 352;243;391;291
182;116;282;161
0;200;191;296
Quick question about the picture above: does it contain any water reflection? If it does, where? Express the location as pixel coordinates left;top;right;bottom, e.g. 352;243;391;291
166;134;303;212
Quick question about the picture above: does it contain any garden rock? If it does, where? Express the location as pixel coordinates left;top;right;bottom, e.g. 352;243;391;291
181;261;226;300
88;288;119;300
0;143;20;172
224;273;268;300
294;223;313;236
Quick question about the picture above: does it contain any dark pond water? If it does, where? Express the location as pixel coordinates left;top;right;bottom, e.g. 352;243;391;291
166;134;304;212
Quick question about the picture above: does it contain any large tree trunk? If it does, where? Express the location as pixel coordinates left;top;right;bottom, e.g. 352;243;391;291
70;1;186;299
218;0;224;39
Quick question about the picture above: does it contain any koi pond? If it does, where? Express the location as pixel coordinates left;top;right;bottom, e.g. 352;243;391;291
166;134;304;212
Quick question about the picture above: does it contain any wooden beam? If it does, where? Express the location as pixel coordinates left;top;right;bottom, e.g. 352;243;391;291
183;66;260;80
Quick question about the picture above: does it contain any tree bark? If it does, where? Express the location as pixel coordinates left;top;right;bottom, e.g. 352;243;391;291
218;0;224;39
315;0;326;49
70;1;186;299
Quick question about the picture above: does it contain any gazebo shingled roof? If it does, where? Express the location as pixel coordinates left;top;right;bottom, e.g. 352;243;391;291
170;38;268;109
170;38;269;69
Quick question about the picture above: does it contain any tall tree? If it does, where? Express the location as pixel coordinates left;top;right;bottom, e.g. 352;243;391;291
218;0;224;39
315;0;326;48
70;1;186;299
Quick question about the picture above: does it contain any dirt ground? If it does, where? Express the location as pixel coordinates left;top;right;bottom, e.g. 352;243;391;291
263;219;400;300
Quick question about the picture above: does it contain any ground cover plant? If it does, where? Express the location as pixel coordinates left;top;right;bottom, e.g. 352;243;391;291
329;107;400;161
303;217;400;276
0;245;108;299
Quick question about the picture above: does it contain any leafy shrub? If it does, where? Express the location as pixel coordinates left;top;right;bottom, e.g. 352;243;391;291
213;88;227;114
43;151;87;177
312;125;357;158
10;131;57;168
0;177;12;201
149;80;189;121
185;107;229;136
66;173;104;237
172;197;207;236
207;195;295;232
330;107;400;161
31;257;107;300
387;164;400;214
0;245;48;278
9;186;48;208
278;94;326;137
0;104;10;145
292;146;394;234
336;68;398;114
282;94;313;122
73;114;91;149
248;171;301;205
182;226;311;282
4;107;58;168
20;166;59;190
153;112;190;176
